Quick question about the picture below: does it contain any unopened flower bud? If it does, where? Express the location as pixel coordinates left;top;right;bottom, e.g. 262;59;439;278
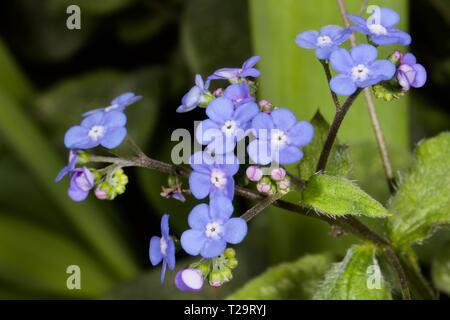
389;50;403;65
175;269;204;292
270;168;286;181
226;258;238;269
259;99;273;112
190;261;211;278
221;268;233;283
213;88;224;97
257;177;274;194
94;186;109;200
224;248;236;259
77;151;90;165
209;271;224;288
246;165;263;182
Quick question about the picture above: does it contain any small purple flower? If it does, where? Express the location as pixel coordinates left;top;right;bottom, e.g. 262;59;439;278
64;111;127;150
224;82;255;107
189;151;239;200
149;214;176;283
348;7;411;46
208;56;260;81
82;92;142;117
180;197;247;258
55;150;78;182
68;167;95;202
396;53;427;91
329;44;396;96
248;109;314;165
177;75;211;113
175;269;204;292
295;25;352;60
196;97;259;154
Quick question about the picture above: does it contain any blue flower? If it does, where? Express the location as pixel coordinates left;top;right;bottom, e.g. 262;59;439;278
82;92;142;117
329;44;396;96
55;150;78;182
177;75;211;113
175;269;204;292
224;82;255;106
248;109;314;165
189;151;239;200
348;7;411;46
208;56;260;81
295;25;352;60
180;197;247;258
64;111;127;149
68;167;95;202
149;214;176;283
196;97;259;154
396;53;427;91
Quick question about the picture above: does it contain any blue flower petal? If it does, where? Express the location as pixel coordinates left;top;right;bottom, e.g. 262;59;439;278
251;113;274;138
248;139;272;165
189;151;213;174
350;44;378;65
411;64;427;88
200;239;226;258
388;29;412;46
188;204;210;230
234;102;259;124
161;214;170;238
209;196;233;222
189;171;211;199
379;7;400;28
100;127;127;149
271;109;297;131
223;218;248;244
242;56;260;69
181;229;207;256
68;185;89;202
347;14;367;27
240;68;260;78
206;97;234;123
160;261;167;283
330;74;357;96
279;145;304;164
316;47;336;60
330;48;354;74
288;121;314;147
402;53;417;65
166;239;176;270
196;119;221;145
295;30;319;49
64;126;96;149
149;236;163;266
369;60;396;81
101;111;127;127
320;25;345;39
81;112;103;128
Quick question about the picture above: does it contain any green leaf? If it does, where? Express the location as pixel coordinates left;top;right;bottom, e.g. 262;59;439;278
302;174;391;218
181;0;251;75
227;254;333;300
298;111;351;179
0;89;137;279
388;133;450;249
0;215;114;298
431;247;450;295
314;244;392;300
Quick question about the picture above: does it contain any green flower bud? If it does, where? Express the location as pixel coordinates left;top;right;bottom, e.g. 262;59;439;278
77;151;90;165
224;248;236;259
373;82;405;102
221;268;233;283
96;168;129;200
209;271;224;288
226;258;238;269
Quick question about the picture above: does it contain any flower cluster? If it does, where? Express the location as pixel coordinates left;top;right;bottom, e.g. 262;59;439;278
149;56;314;288
55;92;141;201
296;6;426;97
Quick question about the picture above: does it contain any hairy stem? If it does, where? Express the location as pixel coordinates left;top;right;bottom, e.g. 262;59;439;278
316;88;362;172
336;0;396;193
240;193;285;222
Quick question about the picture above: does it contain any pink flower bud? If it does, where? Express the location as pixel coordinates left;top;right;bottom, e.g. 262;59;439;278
246;165;263;182
259;99;274;113
213;88;224;97
257;182;272;194
278;178;291;190
95;187;109;200
270;168;286;181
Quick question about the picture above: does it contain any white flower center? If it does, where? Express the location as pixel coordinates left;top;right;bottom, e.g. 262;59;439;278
221;120;238;137
88;125;105;141
205;222;223;239
271;129;288;148
351;64;370;81
368;24;388;35
210;169;227;188
160;237;168;256
316;35;333;47
104;104;120;112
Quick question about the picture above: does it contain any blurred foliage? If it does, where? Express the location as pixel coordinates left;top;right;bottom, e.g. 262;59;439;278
0;0;448;299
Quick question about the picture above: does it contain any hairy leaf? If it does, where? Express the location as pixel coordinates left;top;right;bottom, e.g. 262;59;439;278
298;111;351;179
302;174;391;218
314;244;392;300
388;133;450;249
227;254;333;300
